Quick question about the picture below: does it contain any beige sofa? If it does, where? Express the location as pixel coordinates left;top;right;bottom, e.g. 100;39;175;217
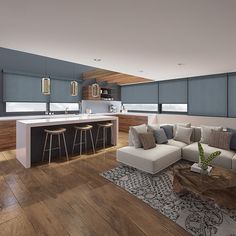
117;126;236;174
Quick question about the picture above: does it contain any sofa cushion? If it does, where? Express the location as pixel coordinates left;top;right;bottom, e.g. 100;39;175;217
227;128;236;151
117;145;181;174
200;125;223;144
174;126;193;144
182;142;235;169
139;132;156;150
173;123;191;135
161;125;173;139
130;124;147;148
209;130;232;150
167;139;188;148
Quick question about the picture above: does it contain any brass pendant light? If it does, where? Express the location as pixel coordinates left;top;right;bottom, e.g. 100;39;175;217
70;80;78;96
41;58;50;95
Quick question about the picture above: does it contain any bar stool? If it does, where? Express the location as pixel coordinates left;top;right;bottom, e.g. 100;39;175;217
42;128;69;163
72;125;95;155
95;123;113;150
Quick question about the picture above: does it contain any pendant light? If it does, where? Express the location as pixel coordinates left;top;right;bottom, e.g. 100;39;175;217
91;83;100;97
41;58;51;95
70;64;78;96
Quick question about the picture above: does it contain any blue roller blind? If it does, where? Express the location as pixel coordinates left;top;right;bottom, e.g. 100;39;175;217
3;72;48;102
159;79;187;104
121;82;158;104
228;73;236;117
188;74;227;117
50;79;79;103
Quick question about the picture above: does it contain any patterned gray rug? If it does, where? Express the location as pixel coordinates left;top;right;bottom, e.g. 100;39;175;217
100;162;236;236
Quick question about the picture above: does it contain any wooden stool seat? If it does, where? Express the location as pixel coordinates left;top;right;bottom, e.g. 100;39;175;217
98;123;113;128
44;128;66;134
75;125;93;130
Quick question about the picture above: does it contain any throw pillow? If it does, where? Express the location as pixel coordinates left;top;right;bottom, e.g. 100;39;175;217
209;130;232;150
200;125;223;144
130;124;148;148
138;132;156;150
173;123;191;135
161;125;173;139
153;128;168;144
147;124;160;132
174;126;193;144
227;128;236;151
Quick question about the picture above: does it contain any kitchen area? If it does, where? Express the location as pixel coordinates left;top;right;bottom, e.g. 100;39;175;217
0;47;153;168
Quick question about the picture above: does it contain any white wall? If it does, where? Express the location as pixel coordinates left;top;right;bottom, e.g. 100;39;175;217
154;114;236;128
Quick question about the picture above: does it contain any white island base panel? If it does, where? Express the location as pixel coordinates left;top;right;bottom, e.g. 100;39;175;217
16;115;118;168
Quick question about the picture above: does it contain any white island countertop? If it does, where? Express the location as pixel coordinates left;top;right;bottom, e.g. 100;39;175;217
17;115;118;127
16;115;118;168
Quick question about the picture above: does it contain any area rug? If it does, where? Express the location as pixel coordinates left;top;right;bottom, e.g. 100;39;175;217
100;162;236;236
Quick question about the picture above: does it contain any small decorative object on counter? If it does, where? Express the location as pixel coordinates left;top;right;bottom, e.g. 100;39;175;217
191;142;221;175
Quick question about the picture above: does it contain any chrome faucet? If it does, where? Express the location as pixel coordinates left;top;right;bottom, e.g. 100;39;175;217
65;107;69;114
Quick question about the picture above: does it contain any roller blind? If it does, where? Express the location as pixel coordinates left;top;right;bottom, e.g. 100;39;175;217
228;73;236;117
159;79;187;104
50;79;79;103
188;74;227;117
3;72;48;102
121;82;158;104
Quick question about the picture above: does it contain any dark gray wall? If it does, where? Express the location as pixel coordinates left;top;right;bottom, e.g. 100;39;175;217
0;47;121;116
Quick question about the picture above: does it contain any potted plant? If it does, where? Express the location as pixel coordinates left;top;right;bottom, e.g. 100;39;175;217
198;142;221;175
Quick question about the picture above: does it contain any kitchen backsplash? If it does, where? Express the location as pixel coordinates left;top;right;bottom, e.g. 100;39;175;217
81;100;122;113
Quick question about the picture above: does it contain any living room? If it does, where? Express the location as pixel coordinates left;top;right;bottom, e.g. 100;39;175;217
1;1;236;236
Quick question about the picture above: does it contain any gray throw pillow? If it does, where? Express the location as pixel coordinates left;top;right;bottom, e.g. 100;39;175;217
130;124;148;148
161;125;173;139
200;125;223;144
227;128;236;151
174;126;193;144
153;128;168;144
138;132;156;150
209;130;232;150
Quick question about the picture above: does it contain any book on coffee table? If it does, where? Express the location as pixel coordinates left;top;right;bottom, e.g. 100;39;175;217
191;163;212;175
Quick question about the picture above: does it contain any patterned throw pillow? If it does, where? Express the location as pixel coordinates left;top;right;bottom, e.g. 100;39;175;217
200;125;223;144
209;130;232;150
138;132;156;150
174;126;193;144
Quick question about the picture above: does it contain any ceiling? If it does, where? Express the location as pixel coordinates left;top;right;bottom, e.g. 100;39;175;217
1;0;236;81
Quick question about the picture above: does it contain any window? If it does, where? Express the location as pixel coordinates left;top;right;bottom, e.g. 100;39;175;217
123;104;158;112
162;104;187;113
6;102;47;112
50;103;79;111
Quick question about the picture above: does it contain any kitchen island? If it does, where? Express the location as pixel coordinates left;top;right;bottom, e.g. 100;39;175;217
16;115;118;168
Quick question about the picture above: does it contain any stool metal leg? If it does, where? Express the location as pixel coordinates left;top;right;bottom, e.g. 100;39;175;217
62;133;69;161
42;133;48;162
95;126;100;148
103;127;106;149
84;130;87;153
80;130;83;156
72;129;78;155
49;134;53;164
89;129;95;154
58;134;61;158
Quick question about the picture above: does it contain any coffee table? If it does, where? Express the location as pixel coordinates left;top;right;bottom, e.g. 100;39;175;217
173;166;236;209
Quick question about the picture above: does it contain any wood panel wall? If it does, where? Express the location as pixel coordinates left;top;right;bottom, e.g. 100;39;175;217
117;114;148;132
0;121;16;151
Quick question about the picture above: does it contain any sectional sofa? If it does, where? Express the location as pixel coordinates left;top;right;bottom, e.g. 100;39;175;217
117;125;236;174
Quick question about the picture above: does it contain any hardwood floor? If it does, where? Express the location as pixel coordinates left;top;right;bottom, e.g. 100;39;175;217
0;132;190;236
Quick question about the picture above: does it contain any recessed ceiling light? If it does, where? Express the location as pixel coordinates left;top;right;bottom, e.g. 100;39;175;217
94;58;102;62
177;63;184;66
139;70;144;73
